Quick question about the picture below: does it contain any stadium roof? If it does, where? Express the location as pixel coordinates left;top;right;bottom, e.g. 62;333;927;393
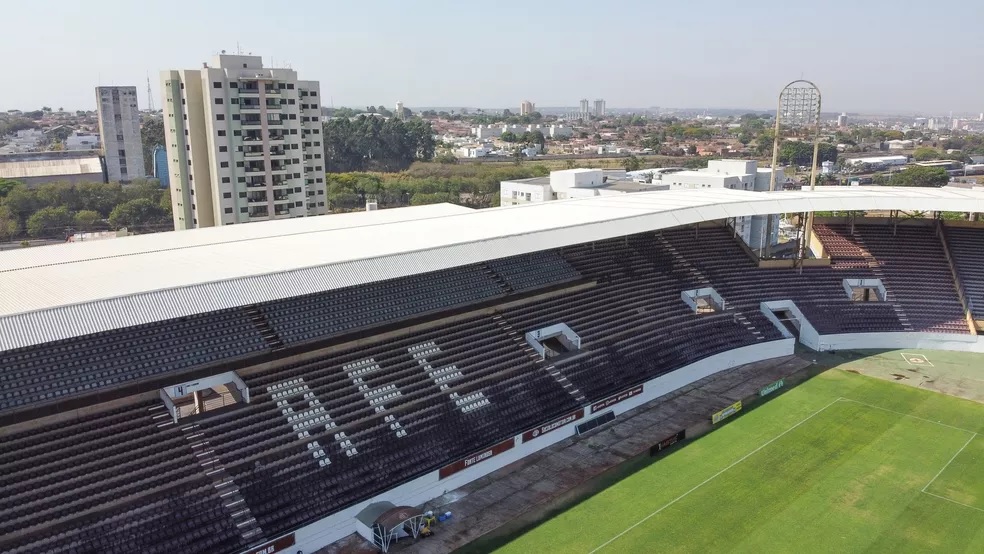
2;186;984;352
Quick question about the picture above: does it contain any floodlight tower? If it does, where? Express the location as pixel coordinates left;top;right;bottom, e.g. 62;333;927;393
766;80;822;260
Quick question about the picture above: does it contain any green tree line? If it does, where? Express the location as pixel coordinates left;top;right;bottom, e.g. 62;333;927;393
323;116;436;173
0;180;171;241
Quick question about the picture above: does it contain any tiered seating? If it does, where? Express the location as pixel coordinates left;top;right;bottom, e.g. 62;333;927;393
486;251;580;292
258;265;504;345
0;403;241;554
851;225;967;333
944;226;984;319
0;310;267;413
196;314;578;535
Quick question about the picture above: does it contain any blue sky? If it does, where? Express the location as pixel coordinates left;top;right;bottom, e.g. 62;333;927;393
3;0;982;114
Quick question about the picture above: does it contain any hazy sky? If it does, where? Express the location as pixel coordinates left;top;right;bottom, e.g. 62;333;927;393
3;0;982;114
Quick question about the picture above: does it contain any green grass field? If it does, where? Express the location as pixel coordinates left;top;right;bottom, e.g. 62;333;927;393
494;366;984;553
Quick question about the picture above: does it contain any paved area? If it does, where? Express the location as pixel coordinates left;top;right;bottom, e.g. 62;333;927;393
318;355;812;554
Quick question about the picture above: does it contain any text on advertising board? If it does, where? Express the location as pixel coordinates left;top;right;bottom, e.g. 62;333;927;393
649;429;686;456
759;378;785;397
242;533;295;554
522;409;585;442
439;438;515;479
711;400;742;424
590;385;643;413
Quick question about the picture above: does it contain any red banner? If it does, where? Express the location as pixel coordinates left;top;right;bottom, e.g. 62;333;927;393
522;409;585;442
439;438;515;479
242;533;295;554
590;385;643;413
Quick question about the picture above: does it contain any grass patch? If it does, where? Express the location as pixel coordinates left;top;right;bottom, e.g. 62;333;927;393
493;369;984;553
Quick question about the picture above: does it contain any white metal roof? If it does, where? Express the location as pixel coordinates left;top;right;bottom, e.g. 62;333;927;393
1;186;982;352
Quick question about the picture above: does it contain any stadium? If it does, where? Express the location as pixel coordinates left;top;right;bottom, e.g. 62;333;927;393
1;185;984;554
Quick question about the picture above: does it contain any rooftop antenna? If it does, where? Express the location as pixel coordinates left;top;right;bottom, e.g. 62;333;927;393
146;74;155;112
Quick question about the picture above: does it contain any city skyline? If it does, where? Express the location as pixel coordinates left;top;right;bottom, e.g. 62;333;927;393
2;0;983;114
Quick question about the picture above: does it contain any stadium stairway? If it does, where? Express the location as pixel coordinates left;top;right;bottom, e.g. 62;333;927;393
242;305;286;351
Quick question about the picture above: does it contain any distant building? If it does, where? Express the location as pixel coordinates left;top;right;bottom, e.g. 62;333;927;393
0;129;45;154
161;54;326;230
95;86;145;183
836;113;848;128
579;99;590;119
64;132;100;151
593;99;606;118
845;155;908;167
395;101;404;120
153;145;169;188
471;123;572;139
520;100;535;116
0;151;106;187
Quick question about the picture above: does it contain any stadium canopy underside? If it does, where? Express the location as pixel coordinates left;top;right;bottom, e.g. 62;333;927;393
1;186;983;351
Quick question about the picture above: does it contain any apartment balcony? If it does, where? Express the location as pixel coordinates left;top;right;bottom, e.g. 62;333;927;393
263;87;282;96
239;103;262;112
247;195;268;204
269;149;288;159
244;165;266;173
246;180;267;189
241;120;264;129
244;149;265;158
268;135;287;143
270;166;290;175
248;208;269;218
266;119;285;128
242;134;263;142
264;102;283;111
239;88;260;97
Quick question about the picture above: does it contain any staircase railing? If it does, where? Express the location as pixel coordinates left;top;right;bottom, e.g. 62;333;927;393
936;220;978;335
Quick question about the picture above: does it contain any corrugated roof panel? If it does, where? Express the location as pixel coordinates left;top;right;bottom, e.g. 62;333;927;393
1;186;983;351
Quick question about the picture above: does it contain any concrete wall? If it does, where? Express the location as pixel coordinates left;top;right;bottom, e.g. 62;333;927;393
251;338;795;554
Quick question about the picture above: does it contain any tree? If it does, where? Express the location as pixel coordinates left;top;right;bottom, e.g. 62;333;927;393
0;178;23;198
500;131;518;143
623;155;642;172
108;198;166;230
0;205;19;242
26;206;73;238
74;210;102;232
2;185;39;225
891;166;949;187
530;130;546;147
912;147;940;162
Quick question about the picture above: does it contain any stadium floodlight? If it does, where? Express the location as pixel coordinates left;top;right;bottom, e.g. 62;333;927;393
769;80;822;192
765;80;822;261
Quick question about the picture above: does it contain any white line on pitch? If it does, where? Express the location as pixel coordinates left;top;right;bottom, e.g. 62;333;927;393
921;491;984;513
922;432;977;493
586;397;844;554
839;398;978;435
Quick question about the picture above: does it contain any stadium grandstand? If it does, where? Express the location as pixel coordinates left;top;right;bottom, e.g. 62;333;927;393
1;187;984;554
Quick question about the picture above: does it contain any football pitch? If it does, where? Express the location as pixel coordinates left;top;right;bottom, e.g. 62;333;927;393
494;360;984;553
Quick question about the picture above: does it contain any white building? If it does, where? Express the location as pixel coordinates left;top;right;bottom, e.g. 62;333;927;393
395;101;404;120
886;139;914;150
471;124;572;140
837;113;848;128
457;145;491;158
96;86;145;183
579;99;590;119
844;155;908;167
594;99;606;117
161;54;327;230
0;129;44;154
520;100;535;116
64;132;100;151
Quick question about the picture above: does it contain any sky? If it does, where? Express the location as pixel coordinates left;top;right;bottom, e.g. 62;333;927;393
3;0;983;115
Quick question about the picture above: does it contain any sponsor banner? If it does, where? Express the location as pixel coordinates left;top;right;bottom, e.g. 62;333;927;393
759;378;785;398
242;533;295;554
522;409;585;442
711;400;742;425
439;438;515;479
590;385;644;413
650;429;686;456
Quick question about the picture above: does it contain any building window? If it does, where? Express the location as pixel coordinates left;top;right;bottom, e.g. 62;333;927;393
240;207;248;213
286;83;294;89
233;130;241;136
318;189;324;195
294;187;302;193
230;82;238;88
315;166;322;171
289;114;297;120
180;83;184;89
216;114;225;121
222;177;231;184
231;98;239;104
219;146;227;152
315;154;322;159
310;91;317;97
238;177;246;183
224;208;233;214
213;82;222;88
318;202;325;207
223;192;232;198
118;149;126;156
316;178;323;183
218;130;226;137
295;201;302;207
293;172;300;178
290;129;298;135
239;192;247;198
116;134;124;141
288;99;295;105
215;98;224;105
232;114;240;120
236;161;244;167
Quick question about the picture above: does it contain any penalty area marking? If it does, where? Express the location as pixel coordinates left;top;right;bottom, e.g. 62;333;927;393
901;352;934;367
920;432;981;512
586;397;844;554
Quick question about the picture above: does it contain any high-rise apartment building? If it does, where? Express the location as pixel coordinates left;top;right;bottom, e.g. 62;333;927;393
836;112;848;128
579;98;590;119
395;101;404;120
520;100;535;116
161;54;327;230
593;99;606;118
95;86;145;183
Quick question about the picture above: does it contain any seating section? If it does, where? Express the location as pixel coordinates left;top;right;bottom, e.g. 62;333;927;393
486;251;580;292
819;224;966;333
944;226;984;319
258;266;504;346
0;403;243;554
0;310;266;413
1;222;975;553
